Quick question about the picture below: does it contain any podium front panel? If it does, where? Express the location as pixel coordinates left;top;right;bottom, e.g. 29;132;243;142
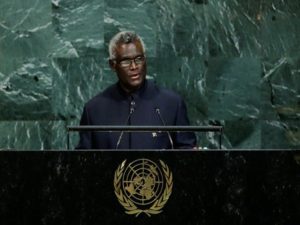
0;150;299;225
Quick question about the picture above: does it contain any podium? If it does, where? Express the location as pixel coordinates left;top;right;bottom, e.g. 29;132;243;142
0;150;299;225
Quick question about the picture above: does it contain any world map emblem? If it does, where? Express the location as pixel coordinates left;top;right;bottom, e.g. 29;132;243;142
114;158;173;217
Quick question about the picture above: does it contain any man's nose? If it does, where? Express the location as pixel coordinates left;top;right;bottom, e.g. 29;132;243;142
129;60;138;69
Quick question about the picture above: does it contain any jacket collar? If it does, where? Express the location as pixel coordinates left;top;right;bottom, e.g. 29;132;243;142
116;79;148;99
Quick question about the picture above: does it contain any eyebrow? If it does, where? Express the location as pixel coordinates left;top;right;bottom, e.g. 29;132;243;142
118;55;144;61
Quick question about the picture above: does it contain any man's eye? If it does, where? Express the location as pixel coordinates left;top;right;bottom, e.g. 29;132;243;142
135;57;143;62
120;60;131;65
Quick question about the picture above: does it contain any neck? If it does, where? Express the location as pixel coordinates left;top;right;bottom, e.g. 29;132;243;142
119;80;146;94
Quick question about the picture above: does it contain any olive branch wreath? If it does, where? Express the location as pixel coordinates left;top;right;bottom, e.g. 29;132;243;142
114;159;173;217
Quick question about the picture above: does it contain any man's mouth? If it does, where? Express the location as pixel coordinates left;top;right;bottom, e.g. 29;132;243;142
129;73;140;80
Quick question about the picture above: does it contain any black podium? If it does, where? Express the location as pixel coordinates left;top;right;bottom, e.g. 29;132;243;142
0;150;299;225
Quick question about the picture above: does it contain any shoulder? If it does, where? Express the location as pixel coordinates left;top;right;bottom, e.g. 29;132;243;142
159;87;182;101
146;80;185;113
84;83;118;109
148;80;183;102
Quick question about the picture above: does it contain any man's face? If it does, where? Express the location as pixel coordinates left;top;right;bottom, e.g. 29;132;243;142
110;40;147;93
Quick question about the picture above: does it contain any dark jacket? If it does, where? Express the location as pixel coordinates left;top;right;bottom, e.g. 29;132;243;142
76;80;196;149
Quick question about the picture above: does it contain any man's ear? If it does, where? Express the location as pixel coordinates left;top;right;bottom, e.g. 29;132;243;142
109;59;116;71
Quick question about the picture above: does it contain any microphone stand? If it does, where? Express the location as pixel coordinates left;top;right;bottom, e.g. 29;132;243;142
116;107;135;149
155;108;174;149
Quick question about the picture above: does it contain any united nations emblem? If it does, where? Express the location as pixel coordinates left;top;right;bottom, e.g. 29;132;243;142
114;158;173;217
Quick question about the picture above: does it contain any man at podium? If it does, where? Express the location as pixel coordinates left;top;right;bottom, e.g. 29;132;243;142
76;31;196;149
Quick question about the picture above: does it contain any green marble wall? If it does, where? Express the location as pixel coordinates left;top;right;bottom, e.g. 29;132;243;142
0;0;299;149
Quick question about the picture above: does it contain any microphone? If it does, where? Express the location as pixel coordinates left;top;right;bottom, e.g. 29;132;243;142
116;105;135;149
155;108;174;149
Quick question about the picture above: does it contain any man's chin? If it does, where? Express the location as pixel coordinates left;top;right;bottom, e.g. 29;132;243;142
126;80;144;91
130;77;145;86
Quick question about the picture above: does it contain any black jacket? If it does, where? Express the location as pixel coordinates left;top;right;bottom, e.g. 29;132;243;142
76;80;196;149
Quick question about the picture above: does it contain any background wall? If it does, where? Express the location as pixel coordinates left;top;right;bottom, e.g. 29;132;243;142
0;0;299;149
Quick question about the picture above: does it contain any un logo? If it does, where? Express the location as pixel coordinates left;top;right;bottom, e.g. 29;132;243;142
114;158;173;217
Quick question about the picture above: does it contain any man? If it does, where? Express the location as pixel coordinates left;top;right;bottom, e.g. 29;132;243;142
76;31;196;149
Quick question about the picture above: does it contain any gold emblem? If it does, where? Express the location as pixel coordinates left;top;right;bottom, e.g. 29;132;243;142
114;158;173;217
